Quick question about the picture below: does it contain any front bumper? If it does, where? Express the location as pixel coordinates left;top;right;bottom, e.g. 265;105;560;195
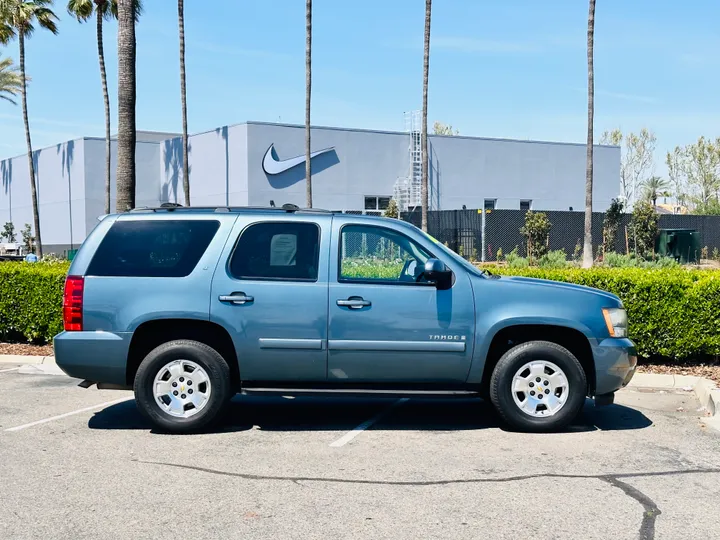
53;331;132;386
592;337;637;396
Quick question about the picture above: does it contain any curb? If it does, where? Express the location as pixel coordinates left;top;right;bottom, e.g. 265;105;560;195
630;372;719;417
0;355;55;365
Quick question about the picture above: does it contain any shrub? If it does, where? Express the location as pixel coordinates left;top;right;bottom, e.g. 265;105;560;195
537;249;569;269
505;247;529;268
629;202;659;258
481;265;720;360
602;198;624;255
0;261;70;342
520;211;551;260
602;252;678;269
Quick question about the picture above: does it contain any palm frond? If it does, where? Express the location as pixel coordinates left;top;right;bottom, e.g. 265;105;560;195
67;0;94;22
0;1;59;38
0;54;23;105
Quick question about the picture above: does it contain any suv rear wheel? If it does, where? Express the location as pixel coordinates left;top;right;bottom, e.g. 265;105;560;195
489;340;587;432
134;340;231;433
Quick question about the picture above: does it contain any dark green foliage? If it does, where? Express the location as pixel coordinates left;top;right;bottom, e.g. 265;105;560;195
602;198;624;255
485;265;720;360
520;211;551;260
0;261;69;342
629;202;659;258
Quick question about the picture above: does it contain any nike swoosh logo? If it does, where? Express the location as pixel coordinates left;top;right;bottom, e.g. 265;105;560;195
262;144;335;175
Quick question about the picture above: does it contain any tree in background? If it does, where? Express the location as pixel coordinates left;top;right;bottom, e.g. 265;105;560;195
666;147;686;208
383;198;399;219
433;121;458;136
520;211;551;261
304;0;312;207
21;222;33;253
667;137;720;214
116;0;136;212
0;55;23;104
177;0;189;205
1;221;17;242
420;0;431;231
0;0;59;259
642;176;670;206
582;0;595;268
67;0;142;215
600;128;656;207
601;198;624;256
629;202;659;258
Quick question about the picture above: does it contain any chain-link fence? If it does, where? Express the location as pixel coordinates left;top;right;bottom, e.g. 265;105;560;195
402;209;720;262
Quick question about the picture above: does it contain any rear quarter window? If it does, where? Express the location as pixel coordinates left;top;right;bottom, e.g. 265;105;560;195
86;220;220;277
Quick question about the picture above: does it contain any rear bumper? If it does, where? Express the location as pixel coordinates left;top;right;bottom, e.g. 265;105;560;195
592;337;637;396
53;331;132;386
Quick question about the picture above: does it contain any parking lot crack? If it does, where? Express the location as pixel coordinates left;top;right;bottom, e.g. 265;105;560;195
601;476;660;540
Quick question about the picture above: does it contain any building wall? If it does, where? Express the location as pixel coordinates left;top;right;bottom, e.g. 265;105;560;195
0;139;86;253
160;124;248;207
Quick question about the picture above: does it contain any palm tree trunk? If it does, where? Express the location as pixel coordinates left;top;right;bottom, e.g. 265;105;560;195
116;0;136;212
178;0;190;205
421;0;432;232
97;9;111;215
304;0;312;208
582;0;596;268
19;31;42;258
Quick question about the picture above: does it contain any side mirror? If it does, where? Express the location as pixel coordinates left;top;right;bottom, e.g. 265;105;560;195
424;258;453;290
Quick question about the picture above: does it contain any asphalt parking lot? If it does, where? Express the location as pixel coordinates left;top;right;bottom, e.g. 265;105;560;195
1;367;719;540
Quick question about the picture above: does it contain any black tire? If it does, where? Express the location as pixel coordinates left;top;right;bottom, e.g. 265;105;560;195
134;339;232;433
489;340;587;432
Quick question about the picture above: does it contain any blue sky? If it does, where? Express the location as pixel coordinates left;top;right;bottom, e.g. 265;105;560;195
1;0;719;173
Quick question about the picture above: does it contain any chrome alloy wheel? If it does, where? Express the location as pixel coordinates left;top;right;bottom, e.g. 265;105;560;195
153;360;212;418
511;360;569;417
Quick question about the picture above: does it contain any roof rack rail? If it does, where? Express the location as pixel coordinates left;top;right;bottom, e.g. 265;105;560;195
128;205;336;214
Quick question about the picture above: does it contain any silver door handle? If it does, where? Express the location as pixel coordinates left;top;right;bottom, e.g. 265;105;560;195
337;298;371;309
219;294;254;305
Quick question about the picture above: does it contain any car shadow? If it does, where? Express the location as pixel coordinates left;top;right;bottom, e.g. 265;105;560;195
87;396;652;434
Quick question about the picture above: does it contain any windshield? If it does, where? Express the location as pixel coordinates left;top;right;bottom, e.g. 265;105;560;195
418;230;487;278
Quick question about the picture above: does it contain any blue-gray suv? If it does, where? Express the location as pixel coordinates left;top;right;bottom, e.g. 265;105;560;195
55;206;636;433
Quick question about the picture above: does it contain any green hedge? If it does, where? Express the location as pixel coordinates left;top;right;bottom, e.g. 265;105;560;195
484;266;720;360
2;260;719;360
0;261;69;342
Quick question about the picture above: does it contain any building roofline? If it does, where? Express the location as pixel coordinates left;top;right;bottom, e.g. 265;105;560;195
188;120;620;149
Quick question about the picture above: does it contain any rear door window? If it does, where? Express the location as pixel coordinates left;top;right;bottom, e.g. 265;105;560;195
87;220;220;277
229;222;320;281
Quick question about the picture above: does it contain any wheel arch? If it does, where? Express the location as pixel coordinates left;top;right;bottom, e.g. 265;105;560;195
126;318;239;390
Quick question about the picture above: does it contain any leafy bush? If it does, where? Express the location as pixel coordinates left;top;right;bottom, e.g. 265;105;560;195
520;211;551;259
629;202;659;257
0;261;70;342
481;265;720;360
601;252;678;269
537;249;569;269
602;198;624;255
505;247;529;268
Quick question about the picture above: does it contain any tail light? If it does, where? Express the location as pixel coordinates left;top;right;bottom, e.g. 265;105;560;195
63;276;84;331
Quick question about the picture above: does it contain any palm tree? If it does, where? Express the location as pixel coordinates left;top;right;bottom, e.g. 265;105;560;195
67;1;139;215
116;0;136;212
0;55;23;104
642;176;670;206
0;1;59;258
420;0;431;232
304;0;312;207
581;0;595;268
178;0;189;205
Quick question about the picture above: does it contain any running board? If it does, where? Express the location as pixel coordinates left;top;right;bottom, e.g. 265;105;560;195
240;388;480;398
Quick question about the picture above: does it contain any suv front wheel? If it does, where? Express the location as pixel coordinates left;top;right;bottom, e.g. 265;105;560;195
134;340;232;433
489;340;587;432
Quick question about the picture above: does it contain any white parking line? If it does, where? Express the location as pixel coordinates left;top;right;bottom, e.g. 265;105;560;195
0;367;20;373
4;396;134;432
329;398;409;447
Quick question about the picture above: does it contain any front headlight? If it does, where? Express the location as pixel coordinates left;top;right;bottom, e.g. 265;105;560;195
602;308;627;338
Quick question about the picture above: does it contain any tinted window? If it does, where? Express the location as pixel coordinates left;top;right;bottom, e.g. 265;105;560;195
87;220;220;277
230;222;320;281
339;225;431;283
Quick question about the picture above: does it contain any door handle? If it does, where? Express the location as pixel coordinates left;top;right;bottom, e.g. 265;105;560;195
219;293;254;305
337;297;371;309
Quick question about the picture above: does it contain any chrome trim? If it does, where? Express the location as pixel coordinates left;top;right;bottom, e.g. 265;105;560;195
259;338;324;350
328;340;465;352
